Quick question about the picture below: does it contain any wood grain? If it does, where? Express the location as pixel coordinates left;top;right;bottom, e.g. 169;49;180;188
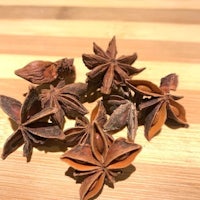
1;5;200;24
0;1;200;200
1;0;200;9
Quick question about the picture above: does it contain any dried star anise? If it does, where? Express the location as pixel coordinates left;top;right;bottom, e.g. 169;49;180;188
126;73;189;140
103;95;138;142
39;82;88;128
61;120;142;200
0;36;191;200
82;36;145;94
0;87;64;161
15;57;75;85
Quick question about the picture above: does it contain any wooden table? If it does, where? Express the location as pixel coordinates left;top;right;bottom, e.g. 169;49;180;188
0;1;200;199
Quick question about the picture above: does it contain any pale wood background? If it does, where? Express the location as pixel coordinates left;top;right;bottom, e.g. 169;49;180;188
0;0;200;199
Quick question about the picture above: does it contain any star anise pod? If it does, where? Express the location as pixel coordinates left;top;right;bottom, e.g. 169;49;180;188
126;73;189;141
82;36;145;95
64;101;112;147
39;82;88;128
61;120;142;200
103;95;138;142
0;87;64;161
15;57;75;85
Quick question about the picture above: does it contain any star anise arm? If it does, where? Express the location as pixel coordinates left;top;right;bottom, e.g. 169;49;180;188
117;53;137;64
64;126;88;146
127;103;138;141
59;82;88;103
118;62;146;76
125;79;163;97
101;63;115;94
86;63;109;81
90;101;107;126
82;54;107;69
0;95;21;123
51;109;65;128
22;132;33;161
23;107;58;125
93;42;108;58
106;36;117;58
27;122;65;139
21;86;41;123
144;102;167;141
90;122;109;164
114;64;131;82
22;107;64;142
167;98;189;127
80;171;105;200
61;144;100;171
1;130;23;160
104;138;142;169
58;94;88;118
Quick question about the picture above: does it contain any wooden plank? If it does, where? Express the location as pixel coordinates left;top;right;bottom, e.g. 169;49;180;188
0;150;199;200
1;0;200;10
1;96;198;199
0;55;200;91
0;1;200;200
1;20;200;43
0;5;200;24
0;35;200;63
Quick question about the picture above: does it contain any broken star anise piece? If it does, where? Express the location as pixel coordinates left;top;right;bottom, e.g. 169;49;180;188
0;87;64;161
61;121;142;200
15;57;75;85
125;73;189;141
39;82;88;128
82;36;145;95
103;95;138;142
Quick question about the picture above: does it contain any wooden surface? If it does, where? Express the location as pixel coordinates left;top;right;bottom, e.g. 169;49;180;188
0;1;200;199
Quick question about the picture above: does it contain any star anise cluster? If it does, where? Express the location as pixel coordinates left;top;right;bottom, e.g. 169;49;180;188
0;37;188;200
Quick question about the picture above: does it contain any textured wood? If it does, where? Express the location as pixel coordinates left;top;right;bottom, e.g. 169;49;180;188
0;1;200;200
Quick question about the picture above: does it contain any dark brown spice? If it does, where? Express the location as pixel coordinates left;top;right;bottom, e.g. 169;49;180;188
125;73;189;140
82;36;145;95
0;37;190;200
15;57;75;85
103;95;138;142
61;128;142;200
0;87;64;161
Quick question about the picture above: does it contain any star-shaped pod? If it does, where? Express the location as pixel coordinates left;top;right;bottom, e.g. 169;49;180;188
126;73;189;141
82;36;145;94
61;120;142;200
0;87;64;161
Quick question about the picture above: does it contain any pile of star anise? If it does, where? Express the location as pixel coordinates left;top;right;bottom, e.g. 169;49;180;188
0;37;188;200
